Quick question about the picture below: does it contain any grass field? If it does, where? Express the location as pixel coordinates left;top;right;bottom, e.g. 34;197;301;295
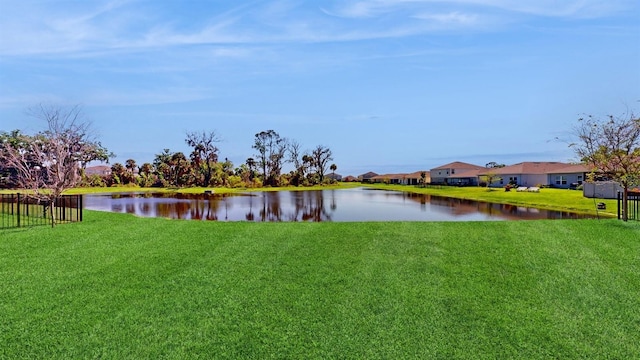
0;181;621;217
363;183;620;217
1;211;639;359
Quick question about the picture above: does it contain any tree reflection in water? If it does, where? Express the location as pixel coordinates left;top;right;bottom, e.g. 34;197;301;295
83;188;594;222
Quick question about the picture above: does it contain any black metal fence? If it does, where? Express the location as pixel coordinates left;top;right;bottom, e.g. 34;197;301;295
618;191;640;221
0;194;83;229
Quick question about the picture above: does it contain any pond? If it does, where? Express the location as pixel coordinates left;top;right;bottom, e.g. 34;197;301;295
83;188;593;222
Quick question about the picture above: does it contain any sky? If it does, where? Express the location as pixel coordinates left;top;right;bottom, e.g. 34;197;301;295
1;0;639;176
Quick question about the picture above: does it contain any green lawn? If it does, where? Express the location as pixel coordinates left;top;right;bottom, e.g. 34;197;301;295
0;182;621;217
1;211;638;359
363;183;620;217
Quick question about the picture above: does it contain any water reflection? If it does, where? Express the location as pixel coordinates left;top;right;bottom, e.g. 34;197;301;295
83;188;593;222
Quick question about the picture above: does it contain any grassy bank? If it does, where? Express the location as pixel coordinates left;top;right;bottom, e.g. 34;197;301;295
1;182;619;217
363;183;619;217
1;211;638;359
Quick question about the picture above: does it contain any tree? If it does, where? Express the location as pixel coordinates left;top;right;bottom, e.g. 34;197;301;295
169;152;190;187
288;140;306;186
0;104;111;226
310;145;333;183
138;162;155;187
570;111;640;221
419;171;427;187
252;130;287;186
0;130;27;188
330;163;337;181
153;149;173;186
125;158;137;184
246;157;256;183
185;131;220;187
480;171;501;189
485;162;505;169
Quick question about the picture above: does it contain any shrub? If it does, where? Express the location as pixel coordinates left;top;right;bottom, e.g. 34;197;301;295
227;175;243;188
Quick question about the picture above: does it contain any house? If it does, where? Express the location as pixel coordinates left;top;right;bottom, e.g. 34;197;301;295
343;175;358;182
479;162;576;188
430;162;485;185
326;173;343;181
358;172;379;183
85;165;112;176
546;164;590;189
448;169;482;186
403;171;430;185
371;173;405;184
370;171;431;185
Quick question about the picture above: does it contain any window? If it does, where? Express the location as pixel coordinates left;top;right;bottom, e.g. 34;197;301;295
555;175;567;185
451;169;455;174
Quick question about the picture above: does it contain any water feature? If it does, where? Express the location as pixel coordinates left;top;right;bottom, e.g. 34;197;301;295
83;188;593;222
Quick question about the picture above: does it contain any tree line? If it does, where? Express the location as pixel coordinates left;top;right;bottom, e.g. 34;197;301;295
1;105;338;193
93;129;336;189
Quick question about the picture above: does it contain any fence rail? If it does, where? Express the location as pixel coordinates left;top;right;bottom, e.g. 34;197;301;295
0;194;83;229
618;191;640;221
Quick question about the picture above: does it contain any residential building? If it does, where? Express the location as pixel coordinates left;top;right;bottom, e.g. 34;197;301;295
358;172;379;183
479;162;575;188
430;162;484;185
546;164;589;189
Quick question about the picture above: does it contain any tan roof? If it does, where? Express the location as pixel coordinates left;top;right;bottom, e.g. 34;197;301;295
451;169;482;178
372;171;430;180
432;161;484;170
480;162;572;175
546;164;591;174
372;173;407;180
358;171;378;178
404;171;430;178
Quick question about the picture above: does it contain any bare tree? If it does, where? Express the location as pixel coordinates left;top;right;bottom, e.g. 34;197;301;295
185;130;220;187
253;130;287;186
311;145;333;183
570;111;640;221
0;104;111;226
288;139;305;186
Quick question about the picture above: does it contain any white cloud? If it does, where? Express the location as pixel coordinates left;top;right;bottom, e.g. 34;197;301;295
0;0;635;58
413;11;479;26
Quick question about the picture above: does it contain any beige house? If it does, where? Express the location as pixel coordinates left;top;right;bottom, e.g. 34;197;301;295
430;162;485;185
479;162;578;188
370;171;430;185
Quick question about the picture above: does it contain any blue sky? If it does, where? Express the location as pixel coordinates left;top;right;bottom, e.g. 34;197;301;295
1;0;638;176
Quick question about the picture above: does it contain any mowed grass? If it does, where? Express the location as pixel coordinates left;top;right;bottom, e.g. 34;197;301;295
364;183;620;217
1;212;639;359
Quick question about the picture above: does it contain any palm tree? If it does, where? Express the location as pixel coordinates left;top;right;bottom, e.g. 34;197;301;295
125;158;137;184
246;158;256;181
330;163;337;181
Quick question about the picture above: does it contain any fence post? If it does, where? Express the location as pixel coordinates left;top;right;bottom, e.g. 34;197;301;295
16;193;21;228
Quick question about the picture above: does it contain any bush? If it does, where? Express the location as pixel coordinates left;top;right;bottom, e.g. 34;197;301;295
227;175;243;188
81;174;106;187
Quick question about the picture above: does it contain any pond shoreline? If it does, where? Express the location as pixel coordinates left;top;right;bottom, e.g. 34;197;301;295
57;182;618;218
